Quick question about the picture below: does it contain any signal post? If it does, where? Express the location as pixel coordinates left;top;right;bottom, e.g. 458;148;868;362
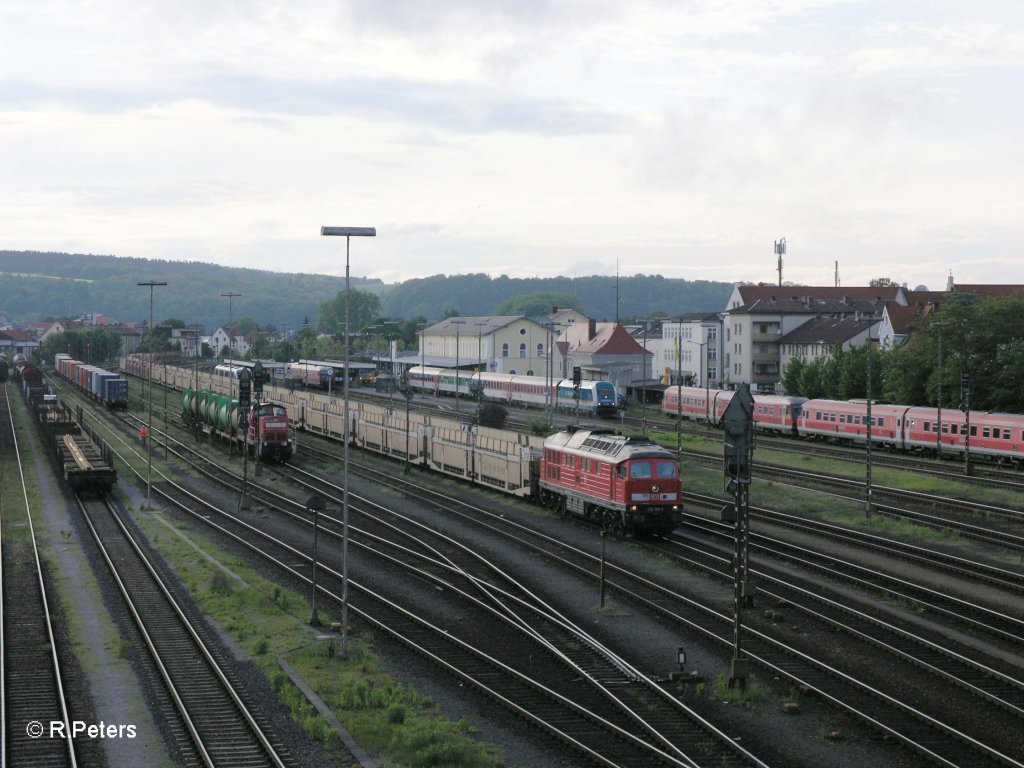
722;383;755;689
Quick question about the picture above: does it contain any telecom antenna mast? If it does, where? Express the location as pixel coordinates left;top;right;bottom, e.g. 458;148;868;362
774;238;786;286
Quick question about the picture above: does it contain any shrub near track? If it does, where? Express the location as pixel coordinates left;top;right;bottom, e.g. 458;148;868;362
132;508;506;768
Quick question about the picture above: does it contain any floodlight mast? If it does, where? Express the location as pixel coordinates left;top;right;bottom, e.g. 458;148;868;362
321;227;377;237
320;225;376;658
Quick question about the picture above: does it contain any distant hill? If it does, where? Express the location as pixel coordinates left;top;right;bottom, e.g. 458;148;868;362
0;250;732;330
381;273;731;321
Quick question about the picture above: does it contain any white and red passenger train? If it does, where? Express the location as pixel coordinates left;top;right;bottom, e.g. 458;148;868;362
663;385;1024;466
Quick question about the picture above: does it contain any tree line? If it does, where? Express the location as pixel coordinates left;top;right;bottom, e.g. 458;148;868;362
781;296;1024;413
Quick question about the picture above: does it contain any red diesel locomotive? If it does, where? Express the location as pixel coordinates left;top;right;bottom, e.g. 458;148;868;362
538;428;682;536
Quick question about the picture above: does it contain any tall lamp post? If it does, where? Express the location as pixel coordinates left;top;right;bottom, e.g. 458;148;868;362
320;225;376;657
641;326;648;435
865;324;875;518
451;319;466;415
675;330;683;456
137;280;167;508
686;337;710;423
543;321;555;426
474;321;487;421
221;291;241;396
307;495;325;626
156;324;174;459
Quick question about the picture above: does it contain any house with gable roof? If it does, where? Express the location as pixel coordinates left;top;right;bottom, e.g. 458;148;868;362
555;318;653;394
721;285;906;393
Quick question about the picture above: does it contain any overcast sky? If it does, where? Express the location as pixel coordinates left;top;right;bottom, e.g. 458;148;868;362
2;1;1021;291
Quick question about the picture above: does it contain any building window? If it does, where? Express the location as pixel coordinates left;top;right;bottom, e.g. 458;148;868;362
502;343;509;358
537;342;544;356
519;343;527;358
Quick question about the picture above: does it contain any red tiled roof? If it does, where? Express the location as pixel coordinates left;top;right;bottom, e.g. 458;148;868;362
561;323;651;356
952;285;1024;299
734;285;904;305
883;305;920;335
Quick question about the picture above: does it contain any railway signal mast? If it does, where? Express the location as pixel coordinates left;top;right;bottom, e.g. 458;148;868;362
723;384;755;689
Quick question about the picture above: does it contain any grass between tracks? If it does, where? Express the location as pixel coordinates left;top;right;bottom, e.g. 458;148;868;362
651;431;1019;549
131;508;505;768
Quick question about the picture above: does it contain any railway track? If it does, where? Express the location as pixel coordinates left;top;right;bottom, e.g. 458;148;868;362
72;370;1024;765
293;435;1024;768
102;400;769;767
1;385;78;768
75;493;293;768
681;449;1024;550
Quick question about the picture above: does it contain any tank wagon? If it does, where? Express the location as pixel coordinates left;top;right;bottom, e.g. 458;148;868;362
182;388;296;462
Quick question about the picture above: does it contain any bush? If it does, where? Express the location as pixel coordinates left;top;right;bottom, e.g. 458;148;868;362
476;403;507;429
528;418;552;436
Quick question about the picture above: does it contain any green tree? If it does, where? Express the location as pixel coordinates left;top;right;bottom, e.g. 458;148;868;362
798;357;826;399
317;288;381;335
780;356;806;395
494;292;581;318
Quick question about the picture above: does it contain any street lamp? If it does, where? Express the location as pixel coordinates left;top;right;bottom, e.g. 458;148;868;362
400;375;414;474
306;494;326;626
280;322;290;362
157;324;174;460
542;321;555;427
221;291;241;396
686;337;710;423
451;319;466;415
865;324;875;518
641;326;648;434
474;321;487;421
674;329;683;456
137;280;167;508
320;225;376;658
961;371;973;476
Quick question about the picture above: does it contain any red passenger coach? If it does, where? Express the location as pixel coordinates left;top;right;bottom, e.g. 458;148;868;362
797;400;907;447
539;428;682;536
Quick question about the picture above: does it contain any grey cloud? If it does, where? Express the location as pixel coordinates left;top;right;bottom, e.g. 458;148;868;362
0;74;626;136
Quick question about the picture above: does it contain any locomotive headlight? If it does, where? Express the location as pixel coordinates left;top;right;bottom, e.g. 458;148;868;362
630;505;638;511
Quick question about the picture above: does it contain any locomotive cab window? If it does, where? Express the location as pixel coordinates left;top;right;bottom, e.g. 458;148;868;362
626;462;651;481
656;462;677;479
